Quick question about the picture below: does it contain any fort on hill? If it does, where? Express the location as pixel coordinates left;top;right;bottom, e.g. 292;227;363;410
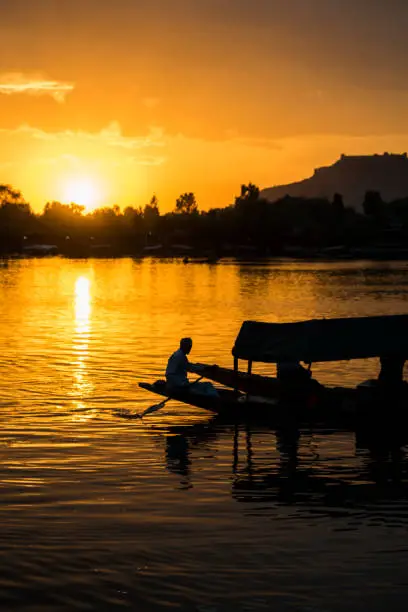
261;153;408;209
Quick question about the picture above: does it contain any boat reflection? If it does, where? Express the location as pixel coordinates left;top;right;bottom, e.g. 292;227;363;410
165;433;191;488
163;418;408;519
165;421;220;489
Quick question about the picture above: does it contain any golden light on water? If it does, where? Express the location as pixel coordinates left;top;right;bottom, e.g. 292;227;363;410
75;276;91;329
72;276;94;417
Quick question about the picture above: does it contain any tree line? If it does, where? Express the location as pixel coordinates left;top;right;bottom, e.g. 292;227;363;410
0;182;408;257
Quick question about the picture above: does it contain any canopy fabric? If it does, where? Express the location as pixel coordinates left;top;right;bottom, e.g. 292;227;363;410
232;315;408;363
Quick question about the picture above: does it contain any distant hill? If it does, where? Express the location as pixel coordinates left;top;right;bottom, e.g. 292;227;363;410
261;153;408;209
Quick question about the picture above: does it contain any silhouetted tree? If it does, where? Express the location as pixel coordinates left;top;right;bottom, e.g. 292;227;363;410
363;191;384;218
0;200;33;228
123;206;143;223
0;185;33;229
234;183;260;210
332;193;345;213
0;185;34;252
0;184;24;205
144;195;160;226
2;178;408;257
388;198;408;227
175;192;198;214
42;202;87;238
43;201;85;218
91;205;120;220
149;194;159;210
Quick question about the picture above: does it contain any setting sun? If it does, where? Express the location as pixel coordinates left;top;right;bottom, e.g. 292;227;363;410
62;178;101;211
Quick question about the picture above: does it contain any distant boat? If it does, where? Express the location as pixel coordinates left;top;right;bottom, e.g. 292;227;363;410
23;244;58;256
169;244;193;252
183;256;220;264
142;244;163;252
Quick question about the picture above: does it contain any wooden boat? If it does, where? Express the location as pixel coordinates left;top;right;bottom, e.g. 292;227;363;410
197;363;400;407
198;364;281;397
140;315;408;429
231;315;408;364
139;380;357;428
200;315;408;402
139;378;408;431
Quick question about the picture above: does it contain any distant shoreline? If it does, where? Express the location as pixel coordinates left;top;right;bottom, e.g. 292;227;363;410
4;251;408;263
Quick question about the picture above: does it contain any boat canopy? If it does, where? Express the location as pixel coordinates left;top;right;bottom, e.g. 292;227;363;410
232;315;408;363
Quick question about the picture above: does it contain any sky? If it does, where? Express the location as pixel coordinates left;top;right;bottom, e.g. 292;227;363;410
1;0;408;212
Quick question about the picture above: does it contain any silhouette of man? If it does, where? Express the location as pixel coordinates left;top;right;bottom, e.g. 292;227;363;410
166;337;219;397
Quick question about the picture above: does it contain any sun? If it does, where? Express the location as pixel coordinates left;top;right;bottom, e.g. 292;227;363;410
62;178;101;211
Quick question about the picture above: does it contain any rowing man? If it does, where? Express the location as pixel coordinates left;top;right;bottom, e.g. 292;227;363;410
166;338;219;397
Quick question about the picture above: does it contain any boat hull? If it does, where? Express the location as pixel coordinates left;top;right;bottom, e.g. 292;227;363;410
199;364;362;410
139;381;380;428
138;380;407;431
200;364;280;396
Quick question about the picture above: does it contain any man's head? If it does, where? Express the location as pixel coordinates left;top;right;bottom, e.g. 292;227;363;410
180;337;193;354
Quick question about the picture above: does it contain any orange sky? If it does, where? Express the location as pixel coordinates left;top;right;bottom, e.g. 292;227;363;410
1;0;408;212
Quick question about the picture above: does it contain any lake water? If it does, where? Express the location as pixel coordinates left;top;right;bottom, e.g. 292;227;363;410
1;257;408;611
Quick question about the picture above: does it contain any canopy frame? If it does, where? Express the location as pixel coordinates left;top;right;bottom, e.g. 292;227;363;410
232;315;408;364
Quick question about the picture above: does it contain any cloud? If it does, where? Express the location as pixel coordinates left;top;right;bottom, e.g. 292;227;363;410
98;122;164;149
0;72;74;102
2;121;164;151
118;155;167;167
0;121;167;169
0;120;165;149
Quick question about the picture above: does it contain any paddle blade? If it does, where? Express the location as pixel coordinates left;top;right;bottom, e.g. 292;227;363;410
115;409;142;420
140;399;167;418
114;398;168;420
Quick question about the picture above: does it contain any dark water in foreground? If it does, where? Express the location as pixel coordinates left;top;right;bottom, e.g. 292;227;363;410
1;258;408;611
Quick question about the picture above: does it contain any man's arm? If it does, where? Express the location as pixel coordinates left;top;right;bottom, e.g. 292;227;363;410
186;360;205;374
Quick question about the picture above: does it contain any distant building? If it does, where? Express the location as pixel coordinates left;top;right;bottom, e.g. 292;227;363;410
261;153;408;210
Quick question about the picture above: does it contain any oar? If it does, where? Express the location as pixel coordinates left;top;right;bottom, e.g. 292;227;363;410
118;376;205;420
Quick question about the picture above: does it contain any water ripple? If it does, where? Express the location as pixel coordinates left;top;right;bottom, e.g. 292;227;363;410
1;258;408;610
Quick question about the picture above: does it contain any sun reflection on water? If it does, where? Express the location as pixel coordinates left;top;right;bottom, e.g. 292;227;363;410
75;276;91;331
71;276;95;418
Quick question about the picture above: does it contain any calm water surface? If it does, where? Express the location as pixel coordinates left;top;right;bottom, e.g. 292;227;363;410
1;258;408;611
